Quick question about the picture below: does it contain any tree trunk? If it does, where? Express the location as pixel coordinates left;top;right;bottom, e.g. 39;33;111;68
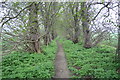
72;3;80;44
117;28;120;57
117;1;120;60
44;26;50;45
28;3;41;53
81;2;92;48
73;25;80;43
40;2;59;45
51;29;57;40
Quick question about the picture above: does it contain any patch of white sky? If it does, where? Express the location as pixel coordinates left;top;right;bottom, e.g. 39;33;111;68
90;1;118;33
0;3;27;32
0;1;119;33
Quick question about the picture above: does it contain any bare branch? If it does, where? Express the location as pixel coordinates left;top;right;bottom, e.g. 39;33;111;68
1;3;33;28
92;2;111;21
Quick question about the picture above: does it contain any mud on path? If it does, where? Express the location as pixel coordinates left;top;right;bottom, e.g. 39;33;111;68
54;41;70;78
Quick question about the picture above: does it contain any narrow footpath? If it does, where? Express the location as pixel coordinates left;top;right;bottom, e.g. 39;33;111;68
54;41;70;79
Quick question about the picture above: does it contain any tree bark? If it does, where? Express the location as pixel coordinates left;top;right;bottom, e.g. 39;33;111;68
81;2;92;48
41;2;58;45
71;3;80;44
117;28;120;57
28;3;41;53
117;1;120;60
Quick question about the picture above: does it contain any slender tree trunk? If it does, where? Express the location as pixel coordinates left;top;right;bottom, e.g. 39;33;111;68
51;29;57;40
44;26;50;45
43;5;52;45
117;28;120;57
117;1;120;60
40;2;59;45
28;3;41;53
73;25;80;43
72;3;80;44
81;2;92;48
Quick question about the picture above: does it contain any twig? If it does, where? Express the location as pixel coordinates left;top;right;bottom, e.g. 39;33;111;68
1;3;33;28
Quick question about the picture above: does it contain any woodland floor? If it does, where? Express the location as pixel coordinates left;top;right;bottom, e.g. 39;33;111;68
54;41;70;78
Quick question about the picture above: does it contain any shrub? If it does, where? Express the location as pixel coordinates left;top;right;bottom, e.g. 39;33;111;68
2;40;57;78
62;40;119;79
95;45;116;53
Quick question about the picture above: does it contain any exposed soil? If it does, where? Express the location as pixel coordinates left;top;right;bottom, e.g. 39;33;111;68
73;66;81;70
54;41;70;78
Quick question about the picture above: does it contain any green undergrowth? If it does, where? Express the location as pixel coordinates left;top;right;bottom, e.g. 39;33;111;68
2;40;57;78
60;39;120;79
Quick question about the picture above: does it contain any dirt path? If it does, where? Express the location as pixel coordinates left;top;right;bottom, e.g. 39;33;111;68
54;41;70;78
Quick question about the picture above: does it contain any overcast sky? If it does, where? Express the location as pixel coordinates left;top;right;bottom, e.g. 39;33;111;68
0;1;119;34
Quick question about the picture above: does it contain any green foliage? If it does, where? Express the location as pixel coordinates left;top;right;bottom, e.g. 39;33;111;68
101;33;118;48
61;39;119;78
2;40;57;78
95;44;116;53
